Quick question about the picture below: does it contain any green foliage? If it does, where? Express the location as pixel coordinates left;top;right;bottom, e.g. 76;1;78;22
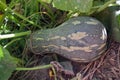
0;45;4;60
111;7;120;42
39;0;116;15
39;0;93;13
0;0;119;80
52;0;93;13
117;15;120;28
0;45;16;80
0;0;6;12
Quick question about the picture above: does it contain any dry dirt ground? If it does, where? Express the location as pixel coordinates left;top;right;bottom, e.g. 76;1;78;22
10;38;120;80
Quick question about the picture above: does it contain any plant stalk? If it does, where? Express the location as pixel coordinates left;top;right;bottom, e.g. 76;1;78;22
97;0;116;12
0;31;31;40
16;64;52;71
3;38;22;48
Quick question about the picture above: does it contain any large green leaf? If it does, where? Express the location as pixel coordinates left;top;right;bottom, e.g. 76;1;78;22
39;0;93;13
52;0;93;13
0;46;16;80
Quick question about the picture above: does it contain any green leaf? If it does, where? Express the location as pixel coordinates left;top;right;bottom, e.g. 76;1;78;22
0;0;6;12
117;15;120;29
52;0;93;13
0;45;4;60
112;14;120;42
38;0;52;3
39;0;93;13
0;46;16;80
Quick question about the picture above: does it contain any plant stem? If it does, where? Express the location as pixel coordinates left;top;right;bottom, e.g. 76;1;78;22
16;64;52;71
97;0;116;12
51;66;57;80
3;38;22;48
0;31;31;40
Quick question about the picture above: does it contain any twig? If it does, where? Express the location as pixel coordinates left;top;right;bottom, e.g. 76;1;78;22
82;62;93;75
111;67;119;78
117;46;120;69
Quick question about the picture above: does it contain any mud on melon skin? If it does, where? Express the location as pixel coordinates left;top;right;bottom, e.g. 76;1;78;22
28;16;107;63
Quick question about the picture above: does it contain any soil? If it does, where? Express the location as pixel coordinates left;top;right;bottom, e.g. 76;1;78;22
10;38;120;80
